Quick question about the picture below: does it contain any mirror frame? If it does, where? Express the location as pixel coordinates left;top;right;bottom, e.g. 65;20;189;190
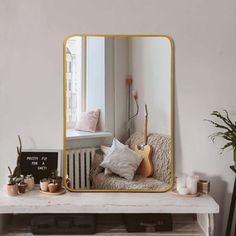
63;34;174;192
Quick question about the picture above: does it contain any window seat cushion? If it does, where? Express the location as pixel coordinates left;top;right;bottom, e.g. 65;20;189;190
90;132;172;190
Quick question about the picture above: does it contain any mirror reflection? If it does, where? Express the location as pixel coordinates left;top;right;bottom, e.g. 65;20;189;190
65;35;173;192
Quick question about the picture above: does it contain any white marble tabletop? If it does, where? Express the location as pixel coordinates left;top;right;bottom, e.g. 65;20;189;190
0;188;219;214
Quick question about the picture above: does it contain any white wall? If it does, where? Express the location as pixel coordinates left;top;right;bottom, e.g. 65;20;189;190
114;38;129;142
0;1;236;235
129;37;171;136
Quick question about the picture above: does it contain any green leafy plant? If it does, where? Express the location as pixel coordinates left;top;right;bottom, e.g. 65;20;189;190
51;169;59;179
205;110;236;154
40;178;48;182
16;175;24;184
13;135;22;177
25;174;33;179
8;166;17;185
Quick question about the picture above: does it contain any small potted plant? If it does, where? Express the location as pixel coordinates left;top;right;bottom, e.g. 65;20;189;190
50;169;62;191
17;176;27;194
7;166;18;196
206;110;236;167
24;174;35;191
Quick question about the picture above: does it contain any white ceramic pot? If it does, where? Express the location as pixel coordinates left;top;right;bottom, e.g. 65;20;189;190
40;180;49;192
24;176;35;191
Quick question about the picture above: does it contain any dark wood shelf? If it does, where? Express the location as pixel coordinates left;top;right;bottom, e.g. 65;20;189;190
2;214;205;236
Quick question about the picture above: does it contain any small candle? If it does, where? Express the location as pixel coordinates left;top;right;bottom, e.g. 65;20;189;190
176;176;186;192
178;187;189;195
187;175;199;194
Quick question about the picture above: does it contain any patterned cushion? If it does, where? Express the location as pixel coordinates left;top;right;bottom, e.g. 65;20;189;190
92;173;169;190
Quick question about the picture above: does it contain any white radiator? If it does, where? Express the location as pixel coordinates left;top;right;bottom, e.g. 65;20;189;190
66;148;96;189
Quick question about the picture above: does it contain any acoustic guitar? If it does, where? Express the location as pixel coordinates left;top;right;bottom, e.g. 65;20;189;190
135;104;154;177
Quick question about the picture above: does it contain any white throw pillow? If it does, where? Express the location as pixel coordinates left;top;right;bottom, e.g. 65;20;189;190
101;143;129;175
100;138;143;181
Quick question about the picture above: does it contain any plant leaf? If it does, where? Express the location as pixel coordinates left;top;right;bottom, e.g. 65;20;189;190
18;135;22;152
205;119;231;132
223;110;236;132
221;141;233;151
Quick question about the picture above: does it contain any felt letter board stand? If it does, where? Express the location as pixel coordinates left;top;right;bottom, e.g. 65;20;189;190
20;151;59;183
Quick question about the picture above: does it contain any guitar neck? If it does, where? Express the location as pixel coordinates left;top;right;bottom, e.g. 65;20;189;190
144;116;147;145
144;104;148;145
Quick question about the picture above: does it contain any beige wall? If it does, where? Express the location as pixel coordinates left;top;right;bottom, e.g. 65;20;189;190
114;37;129;142
0;0;236;234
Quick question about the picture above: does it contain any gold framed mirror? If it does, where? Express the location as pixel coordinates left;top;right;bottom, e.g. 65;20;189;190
64;34;174;192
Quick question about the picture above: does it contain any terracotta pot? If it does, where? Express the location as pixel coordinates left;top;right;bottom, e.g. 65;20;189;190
18;183;27;194
40;180;49;192
7;184;18;196
51;177;62;191
48;183;58;193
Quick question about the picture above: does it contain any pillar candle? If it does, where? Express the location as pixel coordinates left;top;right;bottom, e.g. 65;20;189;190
186;175;199;194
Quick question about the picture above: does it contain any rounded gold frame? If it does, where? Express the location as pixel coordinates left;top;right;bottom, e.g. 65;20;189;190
63;34;174;192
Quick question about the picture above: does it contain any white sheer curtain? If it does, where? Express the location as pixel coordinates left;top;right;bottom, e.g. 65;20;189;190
66;36;84;128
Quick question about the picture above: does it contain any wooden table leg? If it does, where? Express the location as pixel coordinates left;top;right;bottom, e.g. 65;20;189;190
197;213;214;236
226;176;236;236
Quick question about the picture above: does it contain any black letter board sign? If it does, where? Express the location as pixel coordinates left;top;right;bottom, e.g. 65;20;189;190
20;151;58;183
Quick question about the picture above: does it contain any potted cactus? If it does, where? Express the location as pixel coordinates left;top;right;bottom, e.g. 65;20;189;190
17;176;27;194
48;182;59;193
50;169;62;191
206;110;236;168
7;166;18;196
6;136;26;196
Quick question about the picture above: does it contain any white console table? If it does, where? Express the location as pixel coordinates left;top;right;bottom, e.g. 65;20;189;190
0;189;219;236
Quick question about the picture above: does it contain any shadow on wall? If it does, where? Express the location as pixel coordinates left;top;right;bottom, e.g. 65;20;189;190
195;172;230;236
174;72;184;175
